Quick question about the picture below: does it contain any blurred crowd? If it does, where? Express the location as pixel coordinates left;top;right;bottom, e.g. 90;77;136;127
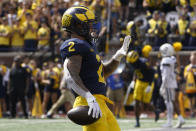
0;0;196;53
0;49;196;120
0;56;66;118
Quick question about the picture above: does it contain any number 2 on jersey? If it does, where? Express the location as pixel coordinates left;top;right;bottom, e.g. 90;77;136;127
68;42;75;52
97;64;105;84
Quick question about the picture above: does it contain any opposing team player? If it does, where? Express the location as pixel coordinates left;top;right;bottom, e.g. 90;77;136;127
126;45;155;127
60;6;131;131
159;43;185;128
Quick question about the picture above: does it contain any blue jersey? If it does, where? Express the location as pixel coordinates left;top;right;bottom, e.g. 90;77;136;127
131;57;155;83
107;74;124;90
60;38;106;95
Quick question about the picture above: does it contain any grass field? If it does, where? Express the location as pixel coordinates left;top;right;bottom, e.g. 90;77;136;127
1;118;196;131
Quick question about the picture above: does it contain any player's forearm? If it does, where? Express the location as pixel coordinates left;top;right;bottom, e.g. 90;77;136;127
67;55;89;93
103;59;119;78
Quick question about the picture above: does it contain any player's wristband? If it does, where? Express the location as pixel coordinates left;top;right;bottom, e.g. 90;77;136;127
85;92;96;103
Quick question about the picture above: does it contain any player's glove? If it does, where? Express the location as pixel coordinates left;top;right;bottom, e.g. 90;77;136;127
145;85;151;93
85;92;102;119
113;35;132;61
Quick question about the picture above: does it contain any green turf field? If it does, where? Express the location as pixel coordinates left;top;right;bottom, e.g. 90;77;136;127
0;118;196;131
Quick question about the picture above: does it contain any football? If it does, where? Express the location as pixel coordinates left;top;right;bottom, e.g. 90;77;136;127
67;106;100;125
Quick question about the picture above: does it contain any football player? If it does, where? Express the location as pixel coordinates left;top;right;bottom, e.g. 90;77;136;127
126;45;155;127
60;6;131;131
159;43;185;128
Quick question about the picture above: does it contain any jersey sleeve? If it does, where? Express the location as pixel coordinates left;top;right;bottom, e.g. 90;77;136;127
60;40;88;61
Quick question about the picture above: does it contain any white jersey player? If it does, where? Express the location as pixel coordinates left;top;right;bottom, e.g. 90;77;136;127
159;43;185;128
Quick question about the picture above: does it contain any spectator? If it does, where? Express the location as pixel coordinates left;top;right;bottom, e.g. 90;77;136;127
7;7;17;26
155;12;170;46
27;59;40;116
81;0;91;7
2;63;10;116
111;0;121;36
0;17;11;52
107;73;124;118
33;6;50;27
8;56;29;118
37;21;50;51
0;63;6;117
189;3;196;21
160;0;176;13
184;51;196;117
143;0;162;13
17;1;33;25
58;0;70;16
119;0;130;22
11;19;24;51
188;20;196;47
146;11;160;46
90;0;106;34
23;12;38;52
177;14;189;47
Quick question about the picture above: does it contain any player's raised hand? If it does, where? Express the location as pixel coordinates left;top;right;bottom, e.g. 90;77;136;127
85;92;102;118
113;35;132;61
120;35;132;55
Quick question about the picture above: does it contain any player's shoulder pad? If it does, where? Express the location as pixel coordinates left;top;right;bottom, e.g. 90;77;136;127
60;38;89;60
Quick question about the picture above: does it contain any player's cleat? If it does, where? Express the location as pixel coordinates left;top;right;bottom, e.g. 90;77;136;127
24;114;29;119
46;114;53;119
41;114;47;119
134;123;140;128
67;106;101;125
154;110;160;122
162;123;172;128
140;113;148;119
174;119;185;128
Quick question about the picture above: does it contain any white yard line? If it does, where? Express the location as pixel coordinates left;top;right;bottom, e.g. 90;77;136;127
0;118;196;131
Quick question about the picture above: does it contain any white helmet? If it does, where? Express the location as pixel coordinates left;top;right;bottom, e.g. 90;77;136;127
159;43;174;57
